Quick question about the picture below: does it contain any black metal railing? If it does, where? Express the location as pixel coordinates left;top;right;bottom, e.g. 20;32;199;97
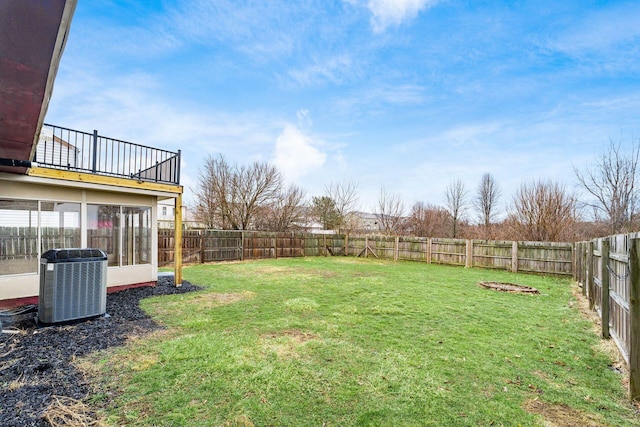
34;124;181;185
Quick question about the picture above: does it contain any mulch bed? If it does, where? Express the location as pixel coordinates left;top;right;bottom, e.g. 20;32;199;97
0;276;201;427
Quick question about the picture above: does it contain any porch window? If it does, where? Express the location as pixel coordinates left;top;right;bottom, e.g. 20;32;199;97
87;204;120;267
122;207;151;265
40;202;81;252
0;200;38;275
87;204;151;267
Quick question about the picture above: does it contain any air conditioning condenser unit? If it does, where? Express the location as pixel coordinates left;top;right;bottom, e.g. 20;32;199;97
38;248;108;325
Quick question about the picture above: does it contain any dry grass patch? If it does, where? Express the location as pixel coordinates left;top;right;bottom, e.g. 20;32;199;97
252;265;341;279
7;373;43;391
263;329;318;343
260;329;318;359
251;266;297;275
218;414;255;427
523;399;610;427
192;291;255;308
42;395;105;427
283;297;319;312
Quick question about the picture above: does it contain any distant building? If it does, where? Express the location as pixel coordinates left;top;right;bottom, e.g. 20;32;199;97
353;212;382;233
158;200;205;229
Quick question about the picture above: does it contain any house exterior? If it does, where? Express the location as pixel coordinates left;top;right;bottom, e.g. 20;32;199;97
158;199;177;229
353;212;382;233
0;0;183;306
158;201;204;229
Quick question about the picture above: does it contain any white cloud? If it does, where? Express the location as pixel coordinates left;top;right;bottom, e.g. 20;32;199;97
287;55;354;88
367;0;438;33
297;109;313;128
273;124;326;181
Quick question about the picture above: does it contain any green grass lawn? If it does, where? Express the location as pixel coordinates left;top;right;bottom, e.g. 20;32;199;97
88;257;638;426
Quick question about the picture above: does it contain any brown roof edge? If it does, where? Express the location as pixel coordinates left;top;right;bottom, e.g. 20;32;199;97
29;0;78;163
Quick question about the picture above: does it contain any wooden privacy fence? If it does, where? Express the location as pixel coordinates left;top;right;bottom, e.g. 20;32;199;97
575;232;640;400
158;230;573;276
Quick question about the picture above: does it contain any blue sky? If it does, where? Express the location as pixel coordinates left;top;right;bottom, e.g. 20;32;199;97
45;0;640;218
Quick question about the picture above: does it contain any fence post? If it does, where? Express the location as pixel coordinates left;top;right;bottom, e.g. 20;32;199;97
465;239;473;268
323;234;327;257
394;236;399;261
601;238;610;339
345;234;349;257
575;243;582;290
511;241;518;273
588;241;595;310
571;243;576;280
427;238;432;264
274;232;278;259
628;238;640;400
240;231;245;261
582;243;588;296
364;235;368;258
200;230;205;263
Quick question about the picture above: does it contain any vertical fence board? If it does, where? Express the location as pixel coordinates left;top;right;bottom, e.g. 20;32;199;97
629;239;640;400
602;238;610;339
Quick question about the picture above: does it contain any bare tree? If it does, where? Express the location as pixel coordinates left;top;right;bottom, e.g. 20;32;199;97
194;155;283;230
255;184;306;231
473;173;501;239
194;155;233;229
236;161;283;229
574;139;640;234
375;186;405;234
508;179;578;241
406;202;449;237
325;180;360;233
445;179;467;238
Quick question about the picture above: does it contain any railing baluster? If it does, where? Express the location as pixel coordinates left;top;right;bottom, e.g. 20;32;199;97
91;130;98;172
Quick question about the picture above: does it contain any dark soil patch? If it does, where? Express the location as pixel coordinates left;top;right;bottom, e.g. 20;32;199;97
479;281;539;294
0;276;201;427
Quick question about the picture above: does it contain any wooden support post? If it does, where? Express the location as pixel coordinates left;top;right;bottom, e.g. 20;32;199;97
588;241;594;310
628;238;640;400
465;239;473;268
601;238;610;339
240;231;245;261
511;241;518;273
395;236;399;261
173;193;183;287
427;238;432;264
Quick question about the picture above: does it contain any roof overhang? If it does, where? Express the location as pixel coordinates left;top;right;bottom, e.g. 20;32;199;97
0;0;77;174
